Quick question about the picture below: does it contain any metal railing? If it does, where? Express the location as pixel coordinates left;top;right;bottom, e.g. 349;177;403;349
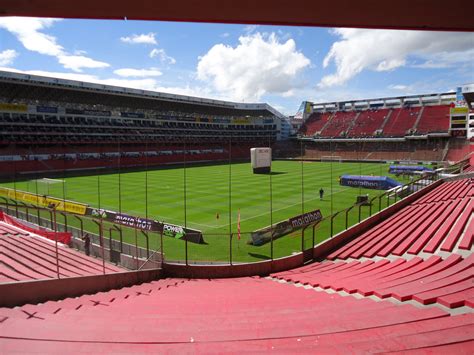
0;169;441;267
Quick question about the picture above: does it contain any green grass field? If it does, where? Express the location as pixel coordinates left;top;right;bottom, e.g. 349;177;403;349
2;160;413;262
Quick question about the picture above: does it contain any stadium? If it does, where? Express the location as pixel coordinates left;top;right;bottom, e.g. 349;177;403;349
0;1;473;353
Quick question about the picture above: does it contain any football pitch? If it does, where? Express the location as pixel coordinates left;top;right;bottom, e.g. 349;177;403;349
3;160;410;262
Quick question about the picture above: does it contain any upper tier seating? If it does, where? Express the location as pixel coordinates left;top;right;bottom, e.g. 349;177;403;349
320;110;357;137
300;105;450;139
417;105;450;134
347;108;390;137
383;106;421;136
301;112;333;136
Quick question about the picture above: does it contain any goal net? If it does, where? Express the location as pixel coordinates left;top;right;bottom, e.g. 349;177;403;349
321;156;342;163
30;178;66;196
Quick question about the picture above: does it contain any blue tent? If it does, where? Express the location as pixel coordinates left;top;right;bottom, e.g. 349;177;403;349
340;175;401;190
389;165;433;175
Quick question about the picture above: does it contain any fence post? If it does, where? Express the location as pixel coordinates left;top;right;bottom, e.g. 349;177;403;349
230;233;233;265
36;207;42;226
91;219;106;274
59;212;68;232
160;227;164;263
112;224;122;253
108;227;113;252
17;202;29;222
134;227;139;270
330;213;337;238
73;215;84;236
345;208;349;230
141;230;149;259
100;217;105;274
52;206;60;279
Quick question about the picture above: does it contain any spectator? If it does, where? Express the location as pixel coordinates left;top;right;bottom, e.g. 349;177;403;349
82;233;91;256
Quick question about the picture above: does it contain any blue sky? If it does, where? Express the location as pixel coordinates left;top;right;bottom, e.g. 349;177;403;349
0;17;473;115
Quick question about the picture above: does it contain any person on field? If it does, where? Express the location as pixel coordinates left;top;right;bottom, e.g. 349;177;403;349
319;188;324;200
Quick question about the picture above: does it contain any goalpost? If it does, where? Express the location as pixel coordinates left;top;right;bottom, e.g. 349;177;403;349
321;156;343;163
33;178;66;196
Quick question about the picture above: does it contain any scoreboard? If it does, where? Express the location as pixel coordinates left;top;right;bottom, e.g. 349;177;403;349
250;147;272;174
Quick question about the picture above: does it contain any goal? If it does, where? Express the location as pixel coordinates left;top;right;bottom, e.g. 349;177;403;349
31;178;66;196
321;155;342;163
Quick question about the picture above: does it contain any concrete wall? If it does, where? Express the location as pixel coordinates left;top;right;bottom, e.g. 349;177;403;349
0;269;162;308
163;253;304;278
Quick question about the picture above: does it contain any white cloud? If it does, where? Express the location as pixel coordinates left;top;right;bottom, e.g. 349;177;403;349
149;48;176;64
375;58;406;72
389;84;408;90
73;49;88;56
243;25;259;34
0;49;18;66
320;29;474;88
0;17;62;56
220;33;230;38
58;55;109;72
197;32;310;102
120;33;157;45
113;68;163;77
0;17;109;72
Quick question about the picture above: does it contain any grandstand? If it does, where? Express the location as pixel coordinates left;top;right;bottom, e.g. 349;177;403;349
0;72;473;352
0;71;283;178
295;91;473;164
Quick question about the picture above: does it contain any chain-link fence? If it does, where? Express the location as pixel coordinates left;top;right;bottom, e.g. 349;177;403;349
0;139;446;267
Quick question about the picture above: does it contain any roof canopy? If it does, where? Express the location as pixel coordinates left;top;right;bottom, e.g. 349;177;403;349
1;0;473;32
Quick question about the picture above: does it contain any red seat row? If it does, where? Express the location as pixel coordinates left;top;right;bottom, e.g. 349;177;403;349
414;179;473;205
273;254;473;308
0;223;29;237
0;276;471;353
0;234;123;283
328;180;473;260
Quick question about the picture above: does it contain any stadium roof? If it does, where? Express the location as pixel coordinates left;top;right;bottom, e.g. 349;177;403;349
0;0;473;32
311;92;456;108
0;70;286;117
462;84;474;109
